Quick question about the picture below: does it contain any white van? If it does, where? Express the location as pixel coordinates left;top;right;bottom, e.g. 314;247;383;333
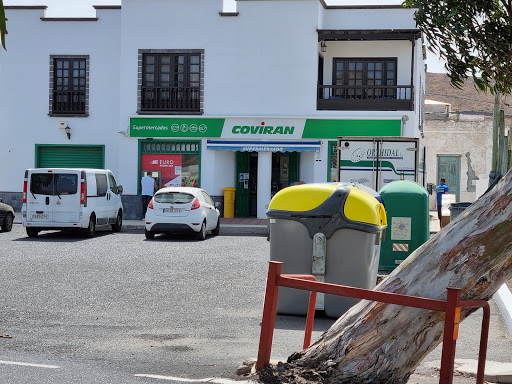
22;168;124;238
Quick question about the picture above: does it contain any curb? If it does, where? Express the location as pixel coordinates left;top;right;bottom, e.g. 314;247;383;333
115;221;269;236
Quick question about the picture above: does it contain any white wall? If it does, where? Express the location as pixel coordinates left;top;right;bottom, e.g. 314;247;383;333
200;142;236;196
320;7;417;30
0;7;121;191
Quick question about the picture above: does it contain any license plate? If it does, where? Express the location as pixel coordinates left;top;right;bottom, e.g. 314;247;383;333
31;214;49;220
163;208;183;213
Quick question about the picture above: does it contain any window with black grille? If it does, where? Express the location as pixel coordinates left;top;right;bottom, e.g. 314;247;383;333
51;57;87;115
141;52;202;113
333;58;397;100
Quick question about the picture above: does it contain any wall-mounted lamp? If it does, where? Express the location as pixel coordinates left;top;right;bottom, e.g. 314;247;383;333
64;125;71;140
320;40;327;53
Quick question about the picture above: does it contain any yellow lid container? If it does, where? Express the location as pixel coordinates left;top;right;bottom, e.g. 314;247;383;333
267;183;386;229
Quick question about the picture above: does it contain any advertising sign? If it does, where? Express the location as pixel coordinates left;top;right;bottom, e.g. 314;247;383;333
338;137;419;191
131;118;224;137
130;117;402;139
141;154;183;187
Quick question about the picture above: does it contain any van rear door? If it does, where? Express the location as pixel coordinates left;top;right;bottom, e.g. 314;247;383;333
26;170;81;224
52;171;81;223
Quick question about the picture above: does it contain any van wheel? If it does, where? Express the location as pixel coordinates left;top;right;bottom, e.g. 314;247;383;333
111;210;122;232
145;228;155;240
211;218;220;236
26;227;39;237
1;212;14;232
83;215;96;238
195;222;206;241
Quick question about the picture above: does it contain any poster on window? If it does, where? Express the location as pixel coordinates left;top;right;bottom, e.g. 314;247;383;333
141;154;183;187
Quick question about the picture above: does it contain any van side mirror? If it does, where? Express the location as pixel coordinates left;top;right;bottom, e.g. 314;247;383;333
117;185;123;195
215;202;221;208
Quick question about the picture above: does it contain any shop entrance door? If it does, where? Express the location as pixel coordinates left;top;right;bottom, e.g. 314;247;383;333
271;152;299;196
235;152;251;217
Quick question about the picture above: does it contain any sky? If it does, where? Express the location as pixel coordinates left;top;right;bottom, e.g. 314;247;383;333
3;0;447;73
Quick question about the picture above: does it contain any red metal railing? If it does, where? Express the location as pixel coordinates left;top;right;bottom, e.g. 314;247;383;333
257;261;490;384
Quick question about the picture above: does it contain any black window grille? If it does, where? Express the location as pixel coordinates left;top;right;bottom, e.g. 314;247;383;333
141;53;201;113
52;58;87;114
333;58;397;100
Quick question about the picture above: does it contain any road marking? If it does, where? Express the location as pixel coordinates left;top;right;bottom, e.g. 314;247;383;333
0;360;60;369
134;374;253;383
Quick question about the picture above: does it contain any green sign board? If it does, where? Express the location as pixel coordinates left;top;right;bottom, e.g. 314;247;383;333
130;118;225;138
302;119;401;139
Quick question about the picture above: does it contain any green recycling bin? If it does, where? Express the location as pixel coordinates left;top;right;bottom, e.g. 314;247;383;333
267;183;387;318
378;180;429;271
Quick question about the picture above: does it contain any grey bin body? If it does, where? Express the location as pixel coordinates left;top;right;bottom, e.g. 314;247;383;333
270;219;380;317
449;202;472;221
267;184;385;318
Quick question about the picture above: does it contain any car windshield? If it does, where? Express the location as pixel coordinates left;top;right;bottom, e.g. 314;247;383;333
30;173;78;196
154;192;194;204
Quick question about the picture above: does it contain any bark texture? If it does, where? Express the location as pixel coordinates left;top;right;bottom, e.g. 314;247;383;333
283;169;512;383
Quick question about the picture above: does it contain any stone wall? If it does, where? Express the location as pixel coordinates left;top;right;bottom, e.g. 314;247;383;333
423;113;493;209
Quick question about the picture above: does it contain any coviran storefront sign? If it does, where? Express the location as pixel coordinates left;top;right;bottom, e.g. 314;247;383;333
130;117;402;139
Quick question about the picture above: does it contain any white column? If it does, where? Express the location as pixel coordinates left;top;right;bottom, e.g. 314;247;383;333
257;151;272;219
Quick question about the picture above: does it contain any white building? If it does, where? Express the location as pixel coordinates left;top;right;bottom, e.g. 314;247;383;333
0;0;425;219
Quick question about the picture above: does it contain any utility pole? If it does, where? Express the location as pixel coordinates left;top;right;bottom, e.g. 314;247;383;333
489;93;501;187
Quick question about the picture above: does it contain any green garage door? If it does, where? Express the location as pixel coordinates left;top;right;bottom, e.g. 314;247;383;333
36;145;105;168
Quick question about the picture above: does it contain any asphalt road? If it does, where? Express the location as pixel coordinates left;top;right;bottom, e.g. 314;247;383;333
1;225;511;384
0;225;337;384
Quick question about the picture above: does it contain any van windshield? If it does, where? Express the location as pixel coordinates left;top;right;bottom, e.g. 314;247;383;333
30;173;78;195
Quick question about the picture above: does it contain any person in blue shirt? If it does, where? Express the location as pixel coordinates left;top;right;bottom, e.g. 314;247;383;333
436;178;450;222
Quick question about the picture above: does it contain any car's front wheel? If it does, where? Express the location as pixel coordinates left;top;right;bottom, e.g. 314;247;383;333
195;222;206;241
26;227;39;237
1;212;14;232
145;228;155;240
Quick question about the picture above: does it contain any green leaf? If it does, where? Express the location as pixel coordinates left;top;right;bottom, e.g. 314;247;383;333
0;0;6;50
403;0;512;94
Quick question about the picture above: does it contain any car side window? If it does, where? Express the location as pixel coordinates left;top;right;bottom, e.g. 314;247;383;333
201;191;214;206
108;173;118;194
95;174;108;196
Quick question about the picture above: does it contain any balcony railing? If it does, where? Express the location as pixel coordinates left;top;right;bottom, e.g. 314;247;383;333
52;90;86;115
141;86;200;113
317;85;413;111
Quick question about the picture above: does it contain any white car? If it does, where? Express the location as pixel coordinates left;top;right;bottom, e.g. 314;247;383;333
144;187;221;240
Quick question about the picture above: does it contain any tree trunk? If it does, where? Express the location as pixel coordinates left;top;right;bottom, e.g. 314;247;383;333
275;168;512;384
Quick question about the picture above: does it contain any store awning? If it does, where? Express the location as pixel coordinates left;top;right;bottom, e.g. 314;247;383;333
206;140;321;152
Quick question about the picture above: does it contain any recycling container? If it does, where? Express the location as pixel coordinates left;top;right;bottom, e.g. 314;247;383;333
223;187;236;218
378;180;429;271
449;202;472;221
267;183;386;318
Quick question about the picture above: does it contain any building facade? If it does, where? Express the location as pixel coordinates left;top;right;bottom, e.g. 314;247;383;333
423;100;493;209
0;0;425;219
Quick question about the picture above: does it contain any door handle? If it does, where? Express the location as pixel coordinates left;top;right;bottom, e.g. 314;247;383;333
46;196;50;205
